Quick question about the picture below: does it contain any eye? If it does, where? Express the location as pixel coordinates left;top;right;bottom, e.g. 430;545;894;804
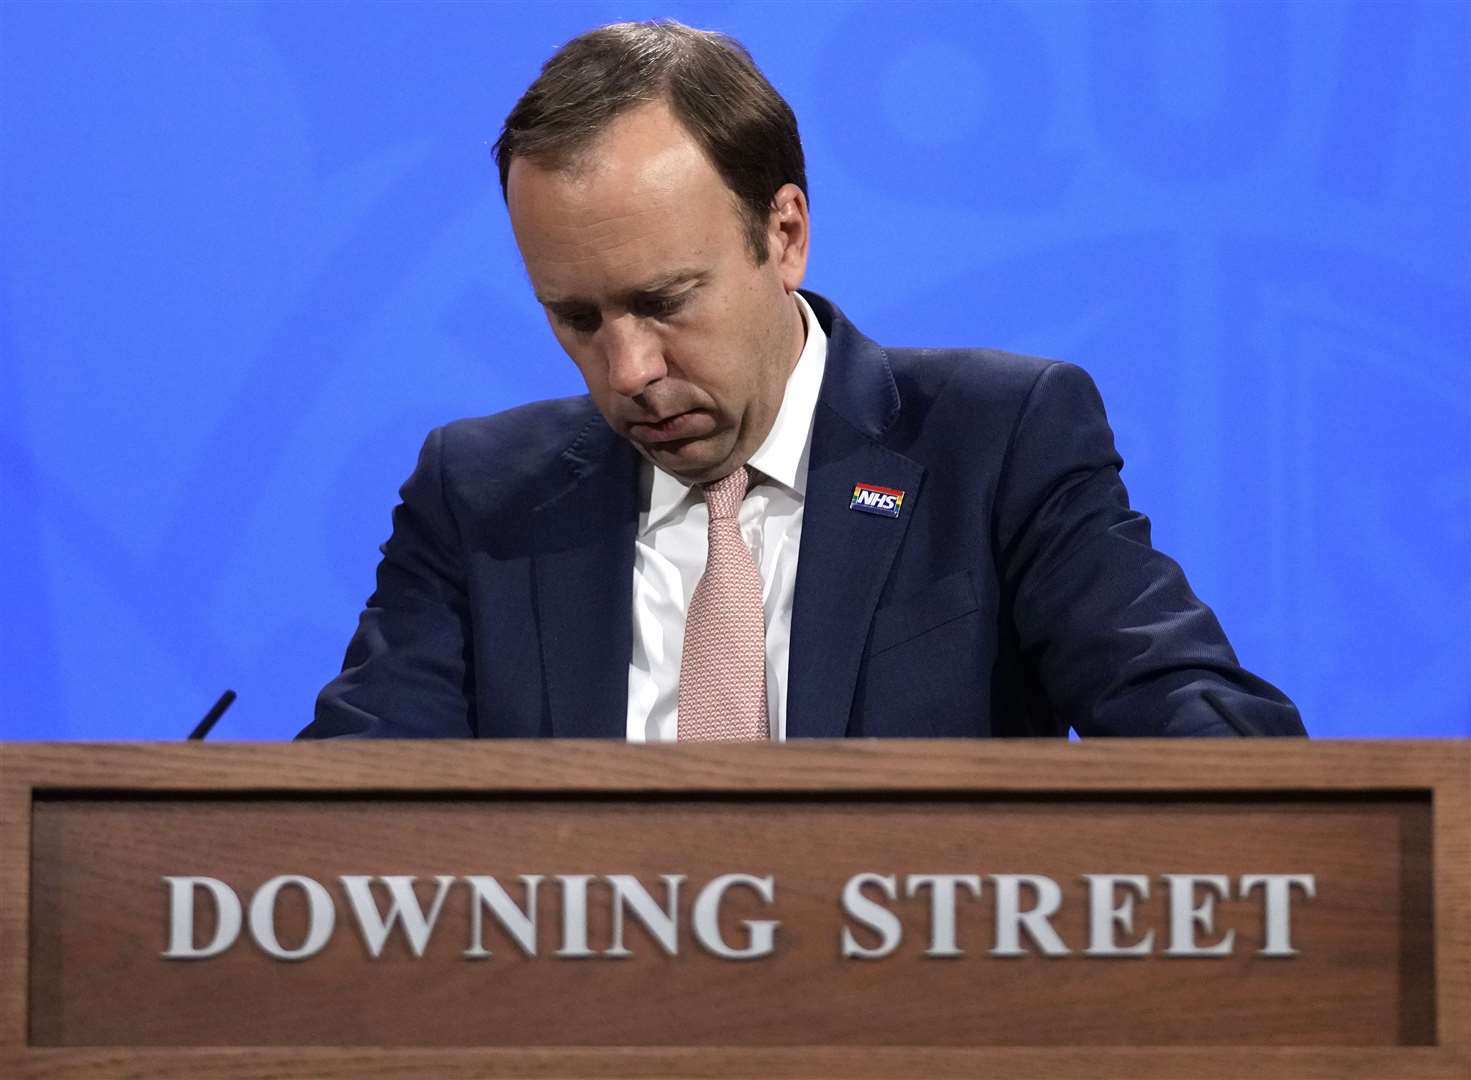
636;293;687;321
553;307;601;334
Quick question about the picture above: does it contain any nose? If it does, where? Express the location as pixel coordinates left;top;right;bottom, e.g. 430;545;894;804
601;315;667;398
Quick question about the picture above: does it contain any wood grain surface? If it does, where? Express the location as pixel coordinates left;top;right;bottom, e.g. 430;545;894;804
0;739;1466;1079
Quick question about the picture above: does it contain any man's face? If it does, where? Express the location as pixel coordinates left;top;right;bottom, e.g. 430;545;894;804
506;101;809;484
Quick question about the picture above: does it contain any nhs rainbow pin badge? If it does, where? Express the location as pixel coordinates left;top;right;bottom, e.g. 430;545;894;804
849;482;905;518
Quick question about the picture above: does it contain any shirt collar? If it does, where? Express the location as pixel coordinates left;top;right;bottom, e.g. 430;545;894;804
641;290;829;533
748;291;827;496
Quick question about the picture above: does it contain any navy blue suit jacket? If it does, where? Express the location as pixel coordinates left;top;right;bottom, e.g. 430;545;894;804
304;292;1303;739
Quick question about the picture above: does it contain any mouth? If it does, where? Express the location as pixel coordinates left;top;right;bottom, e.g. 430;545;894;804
627;410;716;446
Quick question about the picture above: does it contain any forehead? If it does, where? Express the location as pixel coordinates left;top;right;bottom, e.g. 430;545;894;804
506;102;745;299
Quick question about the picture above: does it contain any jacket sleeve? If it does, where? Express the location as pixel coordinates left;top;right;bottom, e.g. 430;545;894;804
992;361;1305;737
299;426;477;738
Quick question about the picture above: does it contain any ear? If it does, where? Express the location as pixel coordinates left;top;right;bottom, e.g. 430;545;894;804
767;183;809;292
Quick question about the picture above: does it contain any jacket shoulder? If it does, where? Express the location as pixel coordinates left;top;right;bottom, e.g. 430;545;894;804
429;395;606;511
879;348;1109;459
809;292;1095;444
885;346;1064;409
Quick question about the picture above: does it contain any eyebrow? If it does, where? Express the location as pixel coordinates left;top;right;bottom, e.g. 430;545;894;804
536;268;708;308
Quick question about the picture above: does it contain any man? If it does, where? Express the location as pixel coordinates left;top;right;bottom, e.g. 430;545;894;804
302;21;1303;740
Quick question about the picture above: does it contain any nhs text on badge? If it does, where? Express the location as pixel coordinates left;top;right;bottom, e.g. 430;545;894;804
850;483;905;518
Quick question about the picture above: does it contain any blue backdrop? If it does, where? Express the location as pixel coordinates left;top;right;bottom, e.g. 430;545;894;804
2;0;1466;740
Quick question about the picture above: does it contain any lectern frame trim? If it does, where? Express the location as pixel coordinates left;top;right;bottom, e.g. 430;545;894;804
1;739;1467;1080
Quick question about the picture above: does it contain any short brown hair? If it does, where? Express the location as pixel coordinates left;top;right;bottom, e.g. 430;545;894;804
493;20;807;262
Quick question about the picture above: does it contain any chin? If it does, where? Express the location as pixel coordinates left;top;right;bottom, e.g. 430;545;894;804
646;441;738;483
655;457;722;484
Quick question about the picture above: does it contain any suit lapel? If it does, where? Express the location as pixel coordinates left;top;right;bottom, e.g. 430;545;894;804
531;419;639;738
787;295;924;738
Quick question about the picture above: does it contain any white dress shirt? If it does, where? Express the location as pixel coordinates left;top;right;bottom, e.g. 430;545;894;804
626;292;829;742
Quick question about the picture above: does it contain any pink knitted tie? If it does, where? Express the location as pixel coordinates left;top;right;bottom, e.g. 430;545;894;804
677;466;769;741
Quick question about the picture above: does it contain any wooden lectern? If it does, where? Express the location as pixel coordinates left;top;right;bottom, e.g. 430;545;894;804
2;740;1467;1077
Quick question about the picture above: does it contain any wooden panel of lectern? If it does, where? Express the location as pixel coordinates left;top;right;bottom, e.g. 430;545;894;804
1;740;1466;1077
